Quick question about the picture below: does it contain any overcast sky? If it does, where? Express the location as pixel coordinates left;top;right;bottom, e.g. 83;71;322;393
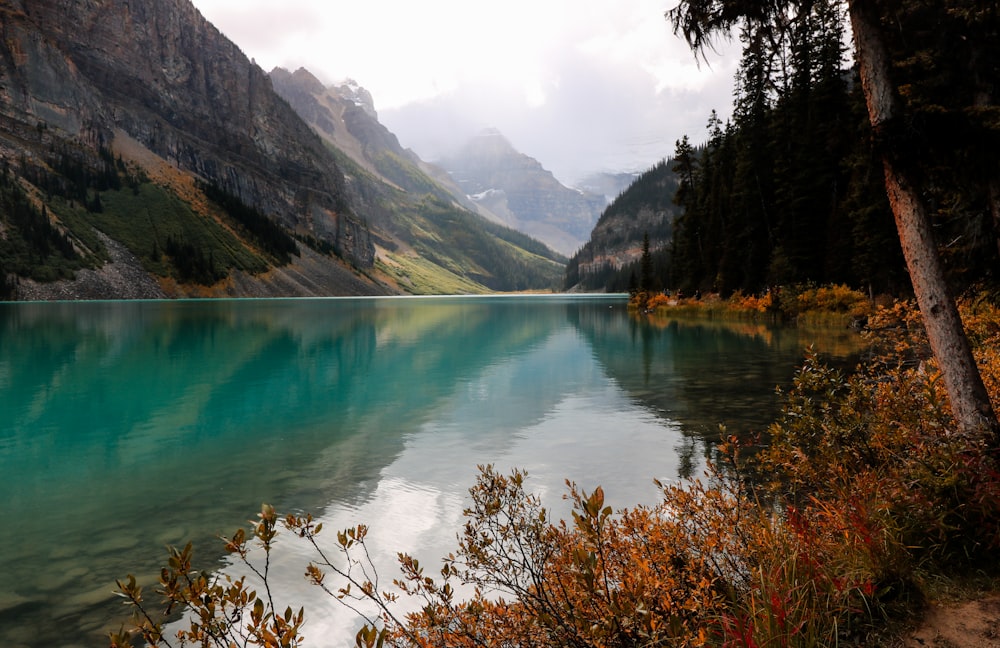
190;0;739;185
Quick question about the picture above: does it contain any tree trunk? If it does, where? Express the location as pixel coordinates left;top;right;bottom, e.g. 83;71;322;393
989;180;1000;259
848;1;1000;442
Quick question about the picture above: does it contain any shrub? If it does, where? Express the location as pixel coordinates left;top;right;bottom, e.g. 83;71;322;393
728;290;776;313
109;504;306;648
763;304;1000;566
646;292;674;310
391;468;724;647
634;283;873;325
794;284;869;316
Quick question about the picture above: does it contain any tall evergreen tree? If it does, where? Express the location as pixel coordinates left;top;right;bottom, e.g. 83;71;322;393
640;231;654;292
729;30;778;291
670;136;705;292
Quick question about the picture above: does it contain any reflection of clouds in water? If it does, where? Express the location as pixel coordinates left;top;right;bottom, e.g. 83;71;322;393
169;479;467;641
186;366;689;646
506;393;683;514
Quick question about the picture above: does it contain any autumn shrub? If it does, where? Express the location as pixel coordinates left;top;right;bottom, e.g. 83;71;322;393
639;283;872;325
794;284;869;315
646;291;674;310
728;290;776;314
628;289;650;311
112;469;727;648
385;467;730;648
111;465;901;648
630;290;678;312
109;504;306;648
763;301;1000;567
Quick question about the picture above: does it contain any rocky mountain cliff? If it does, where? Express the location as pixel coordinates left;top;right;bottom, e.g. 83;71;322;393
0;0;381;298
435;129;606;256
0;0;561;299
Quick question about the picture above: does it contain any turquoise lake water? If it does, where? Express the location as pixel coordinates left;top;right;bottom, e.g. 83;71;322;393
0;295;863;646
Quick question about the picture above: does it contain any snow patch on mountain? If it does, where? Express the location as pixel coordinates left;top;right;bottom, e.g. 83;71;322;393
470;188;506;201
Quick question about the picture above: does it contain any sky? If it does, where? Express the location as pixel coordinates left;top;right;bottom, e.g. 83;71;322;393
190;0;739;185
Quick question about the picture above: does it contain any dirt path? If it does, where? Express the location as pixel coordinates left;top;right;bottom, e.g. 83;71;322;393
905;595;1000;647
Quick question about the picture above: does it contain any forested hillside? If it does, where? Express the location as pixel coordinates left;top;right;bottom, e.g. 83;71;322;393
572;0;1000;298
564;159;678;292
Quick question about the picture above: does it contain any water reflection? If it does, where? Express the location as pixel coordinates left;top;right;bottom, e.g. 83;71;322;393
569;307;867;477
0;296;864;647
0;297;625;645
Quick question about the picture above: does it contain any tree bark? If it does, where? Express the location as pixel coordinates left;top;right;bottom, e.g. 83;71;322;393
989;180;1000;259
848;1;1000;442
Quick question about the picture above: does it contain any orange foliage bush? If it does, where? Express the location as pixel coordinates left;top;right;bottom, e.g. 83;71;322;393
389;468;723;647
728;290;776;313
762;299;1000;569
790;284;871;317
646;292;674;310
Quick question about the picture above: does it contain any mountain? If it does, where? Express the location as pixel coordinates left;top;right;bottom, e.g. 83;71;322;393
0;0;562;300
564;159;679;292
435;129;606;256
268;67;566;293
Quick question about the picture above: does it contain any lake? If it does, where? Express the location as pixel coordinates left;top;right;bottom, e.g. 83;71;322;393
0;295;864;647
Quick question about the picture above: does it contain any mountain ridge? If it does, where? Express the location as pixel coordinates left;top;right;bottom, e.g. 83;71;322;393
0;0;384;299
564;159;679;292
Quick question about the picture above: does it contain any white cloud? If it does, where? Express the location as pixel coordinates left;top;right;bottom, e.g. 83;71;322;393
191;0;739;184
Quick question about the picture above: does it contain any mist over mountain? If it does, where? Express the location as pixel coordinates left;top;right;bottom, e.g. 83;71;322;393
436;129;606;256
576;172;642;205
269;74;606;259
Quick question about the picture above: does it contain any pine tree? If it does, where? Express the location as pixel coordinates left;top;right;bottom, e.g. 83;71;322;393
640;232;654;293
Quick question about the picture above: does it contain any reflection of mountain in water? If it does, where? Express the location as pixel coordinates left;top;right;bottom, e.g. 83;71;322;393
567;306;867;473
0;297;576;646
